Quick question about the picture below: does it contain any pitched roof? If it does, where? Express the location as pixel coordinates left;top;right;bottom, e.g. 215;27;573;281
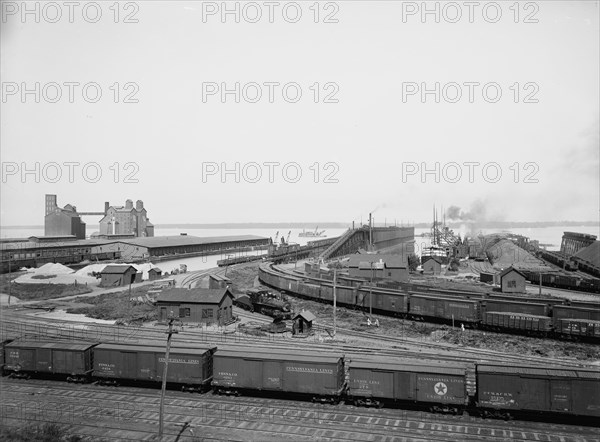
499;266;526;279
111;235;268;249
157;288;233;304
294;310;316;322
101;265;137;274
422;256;442;264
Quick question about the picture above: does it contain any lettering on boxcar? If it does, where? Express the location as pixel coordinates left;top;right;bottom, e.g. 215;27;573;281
286;366;333;374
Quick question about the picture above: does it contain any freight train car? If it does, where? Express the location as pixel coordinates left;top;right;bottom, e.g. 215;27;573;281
483;312;552;336
3;340;96;382
347;356;469;413
483;300;550;317
476;364;600;420
212;348;345;403
320;283;357;306
409;295;480;324
93;343;216;390
356;288;409;316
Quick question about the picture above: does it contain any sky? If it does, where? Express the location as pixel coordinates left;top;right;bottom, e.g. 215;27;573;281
1;1;599;226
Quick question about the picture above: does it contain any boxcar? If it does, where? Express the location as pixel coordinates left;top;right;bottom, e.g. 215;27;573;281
553;305;600;328
3;340;96;381
212;348;345;402
93;343;216;389
347;356;468;412
476;364;600;419
0;339;14;373
370;289;409;316
555;318;600;340
409;295;480;323
483;312;552;335
569;300;600;310
484;300;550;317
296;282;321;300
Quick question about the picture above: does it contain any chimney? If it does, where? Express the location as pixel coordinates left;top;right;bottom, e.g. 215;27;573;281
125;199;133;210
136;200;144;211
104;202;109;214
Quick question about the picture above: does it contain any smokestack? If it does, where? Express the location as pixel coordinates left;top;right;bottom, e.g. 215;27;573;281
136;200;144;211
104;202;109;215
369;213;372;251
125;199;133;210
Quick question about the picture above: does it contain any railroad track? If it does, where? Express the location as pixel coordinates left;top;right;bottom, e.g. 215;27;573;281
3;378;599;442
1;310;596;371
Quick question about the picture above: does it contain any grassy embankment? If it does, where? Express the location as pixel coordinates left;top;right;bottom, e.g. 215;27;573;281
0;272;92;301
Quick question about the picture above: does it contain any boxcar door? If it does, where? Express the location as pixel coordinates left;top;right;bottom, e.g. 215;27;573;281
36;348;52;373
120;352;137;379
519;377;548;411
394;371;416;401
53;350;69;374
139;352;156;381
550;380;572;413
262;361;282;391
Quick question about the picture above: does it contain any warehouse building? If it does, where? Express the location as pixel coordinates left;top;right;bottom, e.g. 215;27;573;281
499;267;526;293
103;235;269;260
156;288;235;325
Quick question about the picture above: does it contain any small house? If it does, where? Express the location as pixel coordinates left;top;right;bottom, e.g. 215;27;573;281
148;267;162;281
293;310;316;335
209;274;232;289
156;287;235;325
422;257;442;275
499;267;526;293
100;265;140;287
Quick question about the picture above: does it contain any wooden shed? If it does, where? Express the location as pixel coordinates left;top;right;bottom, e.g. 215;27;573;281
156;287;235;325
293;310;316;335
100;265;140;287
499;267;526;293
148;267;162;281
422;257;442;275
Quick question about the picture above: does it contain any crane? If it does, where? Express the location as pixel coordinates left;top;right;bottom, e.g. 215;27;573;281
285;231;291;245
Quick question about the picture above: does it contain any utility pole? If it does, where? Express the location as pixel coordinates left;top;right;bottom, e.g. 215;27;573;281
158;314;179;439
539;272;542;295
369;262;373;320
333;268;337;338
7;253;11;306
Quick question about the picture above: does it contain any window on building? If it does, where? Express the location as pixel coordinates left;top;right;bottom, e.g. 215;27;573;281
202;309;213;318
507;280;516;288
178;307;190;317
388;272;392;277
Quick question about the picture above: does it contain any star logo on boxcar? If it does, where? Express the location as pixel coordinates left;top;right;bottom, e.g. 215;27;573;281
434;382;447;396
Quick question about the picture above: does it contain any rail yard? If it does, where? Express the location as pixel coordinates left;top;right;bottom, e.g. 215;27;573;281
1;223;599;442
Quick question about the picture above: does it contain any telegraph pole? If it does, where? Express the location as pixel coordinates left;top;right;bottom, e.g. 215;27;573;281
158;315;179;439
333;268;337;338
369;262;373;320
